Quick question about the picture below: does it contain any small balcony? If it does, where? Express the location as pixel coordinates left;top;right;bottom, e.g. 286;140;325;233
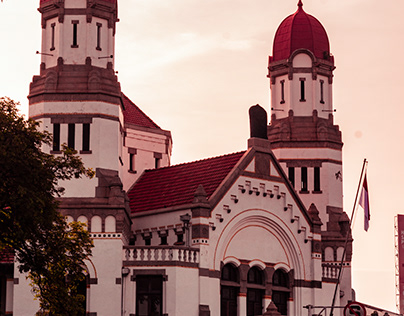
123;245;200;268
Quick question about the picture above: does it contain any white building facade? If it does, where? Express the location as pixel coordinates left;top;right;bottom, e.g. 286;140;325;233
1;1;358;316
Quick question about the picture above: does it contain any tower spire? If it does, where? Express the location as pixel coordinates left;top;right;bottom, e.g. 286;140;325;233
298;0;303;8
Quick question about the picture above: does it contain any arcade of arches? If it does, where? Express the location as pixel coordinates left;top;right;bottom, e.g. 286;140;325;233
220;263;291;316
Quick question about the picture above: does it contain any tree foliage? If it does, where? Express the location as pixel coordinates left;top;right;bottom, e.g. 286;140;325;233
0;97;94;315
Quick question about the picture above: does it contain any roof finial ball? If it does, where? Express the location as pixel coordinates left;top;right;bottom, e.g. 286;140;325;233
298;0;303;8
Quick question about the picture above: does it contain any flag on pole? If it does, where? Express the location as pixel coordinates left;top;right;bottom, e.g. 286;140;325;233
359;173;370;231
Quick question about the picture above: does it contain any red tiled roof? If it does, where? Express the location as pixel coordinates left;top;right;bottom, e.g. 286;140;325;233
272;1;330;62
128;151;246;213
0;248;14;264
122;94;161;129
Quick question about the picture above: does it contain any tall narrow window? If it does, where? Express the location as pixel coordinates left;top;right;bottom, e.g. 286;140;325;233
288;167;295;188
221;264;239;316
280;80;285;104
82;123;90;152
50;23;56;51
129;154;135;172
136;275;163;316
247;267;264;316
314;167;321;192
301;167;308;192
154;152;162;169
68;123;75;150
128;148;137;173
300;78;306;102
320;80;325;104
72;21;79;48
53;123;60;152
272;269;290;316
96;23;102;51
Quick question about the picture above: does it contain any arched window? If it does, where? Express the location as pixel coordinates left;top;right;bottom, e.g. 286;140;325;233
105;215;116;233
91;216;102;232
77;216;88;230
272;269;290;315
221;263;239;316
247;267;265;316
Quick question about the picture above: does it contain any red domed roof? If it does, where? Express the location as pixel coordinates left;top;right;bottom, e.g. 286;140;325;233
271;1;330;62
40;0;117;4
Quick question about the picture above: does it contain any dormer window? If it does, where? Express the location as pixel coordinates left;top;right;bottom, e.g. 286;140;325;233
96;23;102;51
280;80;285;104
299;78;306;102
71;20;79;48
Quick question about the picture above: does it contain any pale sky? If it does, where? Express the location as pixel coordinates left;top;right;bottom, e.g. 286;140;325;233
1;0;403;312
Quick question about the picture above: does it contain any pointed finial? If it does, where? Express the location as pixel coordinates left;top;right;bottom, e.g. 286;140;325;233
298;0;303;8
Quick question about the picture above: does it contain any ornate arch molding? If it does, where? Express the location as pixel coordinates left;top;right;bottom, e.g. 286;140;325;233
213;209;305;281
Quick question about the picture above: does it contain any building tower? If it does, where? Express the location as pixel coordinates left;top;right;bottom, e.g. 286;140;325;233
29;0;123;197
267;0;353;307
15;1;132;314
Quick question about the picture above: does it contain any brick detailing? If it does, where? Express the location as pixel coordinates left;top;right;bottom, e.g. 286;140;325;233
28;60;121;106
267;110;342;150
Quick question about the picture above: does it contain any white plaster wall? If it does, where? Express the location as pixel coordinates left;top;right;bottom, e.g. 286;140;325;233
29;100;120;119
272;147;343;226
30;101;122;198
270;74;289;115
123;266;199;316
292;53;312;67
270;54;333;120
122;127;171;191
5;278;14;314
132;209;190;246
12;268;40;315
89;238;123;316
65;0;86;8
209;175;312;279
42;14;114;69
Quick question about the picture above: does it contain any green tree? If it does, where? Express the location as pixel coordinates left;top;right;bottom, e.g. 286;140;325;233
0;97;94;315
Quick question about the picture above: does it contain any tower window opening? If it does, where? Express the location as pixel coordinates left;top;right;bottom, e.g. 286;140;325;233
288;167;295;188
280;80;285;104
72;21;79;48
300;78;306;102
52;123;60;152
320;80;325;104
155;158;161;169
314;167;321;192
68;123;75;150
82;123;90;152
301;167;308;192
50;23;55;51
129;153;135;172
96;23;102;51
154;152;162;169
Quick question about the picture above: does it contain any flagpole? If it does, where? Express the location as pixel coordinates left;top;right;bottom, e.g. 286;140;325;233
329;158;367;316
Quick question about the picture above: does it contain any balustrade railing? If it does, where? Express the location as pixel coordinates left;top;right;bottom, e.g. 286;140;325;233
123;246;199;266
